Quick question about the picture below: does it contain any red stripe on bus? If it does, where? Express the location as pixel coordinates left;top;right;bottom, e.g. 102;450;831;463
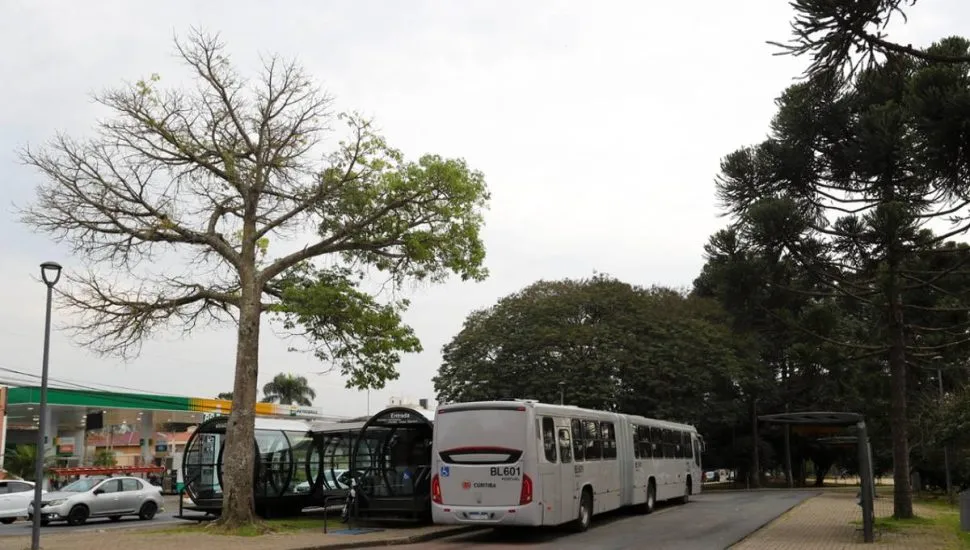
440;446;519;454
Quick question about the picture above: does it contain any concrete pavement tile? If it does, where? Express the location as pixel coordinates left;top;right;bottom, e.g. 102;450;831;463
731;491;954;549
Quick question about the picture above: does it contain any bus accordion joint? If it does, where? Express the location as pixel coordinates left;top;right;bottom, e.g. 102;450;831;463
431;473;442;504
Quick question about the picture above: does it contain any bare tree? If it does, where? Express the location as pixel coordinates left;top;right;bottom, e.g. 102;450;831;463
19;30;489;527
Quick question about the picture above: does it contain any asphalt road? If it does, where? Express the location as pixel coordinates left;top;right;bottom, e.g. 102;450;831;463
0;496;184;537
407;490;819;550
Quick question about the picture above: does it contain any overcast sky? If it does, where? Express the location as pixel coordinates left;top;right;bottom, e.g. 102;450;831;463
0;0;966;418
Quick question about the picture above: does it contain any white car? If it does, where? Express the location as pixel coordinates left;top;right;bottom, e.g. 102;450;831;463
0;480;41;524
28;476;164;526
294;469;351;493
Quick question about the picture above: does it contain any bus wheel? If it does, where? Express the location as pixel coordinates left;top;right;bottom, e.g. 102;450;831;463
680;478;692;504
642;481;656;514
573;489;592;532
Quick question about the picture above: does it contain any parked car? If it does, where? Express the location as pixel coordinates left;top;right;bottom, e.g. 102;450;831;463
27;475;163;526
0;480;41;524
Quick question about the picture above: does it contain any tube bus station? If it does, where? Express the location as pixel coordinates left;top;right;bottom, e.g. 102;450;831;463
0;385;439;523
180;404;435;521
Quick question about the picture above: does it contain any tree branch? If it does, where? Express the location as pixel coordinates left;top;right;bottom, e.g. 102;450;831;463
60;272;239;358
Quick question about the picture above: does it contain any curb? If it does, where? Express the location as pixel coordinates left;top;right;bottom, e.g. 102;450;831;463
724;491;821;549
703;486;854;493
290;525;485;550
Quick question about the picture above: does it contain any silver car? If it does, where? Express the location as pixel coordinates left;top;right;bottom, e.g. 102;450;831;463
27;475;164;526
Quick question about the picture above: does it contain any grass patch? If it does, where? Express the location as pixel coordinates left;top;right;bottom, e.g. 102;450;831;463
150;516;332;537
916;495;970;549
874;515;934;532
931;509;970;548
849;514;934;533
849;497;970;549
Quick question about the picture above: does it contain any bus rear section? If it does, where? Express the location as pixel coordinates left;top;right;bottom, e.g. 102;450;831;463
431;403;538;526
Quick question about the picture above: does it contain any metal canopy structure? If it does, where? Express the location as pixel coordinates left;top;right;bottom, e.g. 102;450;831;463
759;412;862;425
759;411;875;544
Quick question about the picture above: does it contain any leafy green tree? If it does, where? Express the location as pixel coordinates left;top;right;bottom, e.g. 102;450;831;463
19;31;489;527
435;275;748;432
217;392;233;400
4;445;39;480
260;373;317;406
93;449;117;467
436;275;639;409
714;39;970;517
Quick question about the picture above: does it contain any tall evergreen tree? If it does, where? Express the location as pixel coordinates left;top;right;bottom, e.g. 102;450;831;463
714;38;970;518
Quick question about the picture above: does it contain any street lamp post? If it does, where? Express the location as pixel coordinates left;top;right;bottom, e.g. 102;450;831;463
31;261;61;550
558;381;565;405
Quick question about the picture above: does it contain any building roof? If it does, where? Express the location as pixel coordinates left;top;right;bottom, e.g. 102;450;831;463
5;386;328;418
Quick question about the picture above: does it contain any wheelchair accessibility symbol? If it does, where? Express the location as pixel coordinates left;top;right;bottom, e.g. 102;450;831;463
440;466;450;477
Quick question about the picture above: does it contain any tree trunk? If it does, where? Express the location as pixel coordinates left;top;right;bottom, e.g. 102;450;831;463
888;278;914;519
750;398;761;488
784;425;793;488
217;282;262;527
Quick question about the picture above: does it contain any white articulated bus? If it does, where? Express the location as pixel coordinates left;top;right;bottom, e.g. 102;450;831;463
430;400;703;531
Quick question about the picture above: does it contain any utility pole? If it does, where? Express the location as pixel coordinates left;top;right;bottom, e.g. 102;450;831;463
558;381;565;405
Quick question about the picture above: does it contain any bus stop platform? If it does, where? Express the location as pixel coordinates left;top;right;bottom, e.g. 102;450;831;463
731;490;954;549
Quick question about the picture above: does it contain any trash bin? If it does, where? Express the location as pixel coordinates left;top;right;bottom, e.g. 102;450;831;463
960;491;970;532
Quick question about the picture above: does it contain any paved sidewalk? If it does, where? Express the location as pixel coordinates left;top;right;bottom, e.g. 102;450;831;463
731;491;955;549
0;523;476;550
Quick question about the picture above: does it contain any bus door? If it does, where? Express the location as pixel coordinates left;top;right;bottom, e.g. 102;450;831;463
537;416;560;525
691;434;703;494
555;418;575;523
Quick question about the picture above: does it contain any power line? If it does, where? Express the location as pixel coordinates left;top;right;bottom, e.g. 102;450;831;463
0;365;176;396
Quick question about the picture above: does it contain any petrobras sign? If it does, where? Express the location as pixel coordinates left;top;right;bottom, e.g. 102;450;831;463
287;405;324;418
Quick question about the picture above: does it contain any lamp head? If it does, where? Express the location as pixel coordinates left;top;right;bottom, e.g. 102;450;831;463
40;261;62;287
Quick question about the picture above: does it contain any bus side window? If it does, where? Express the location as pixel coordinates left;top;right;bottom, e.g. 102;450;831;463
693;437;701;467
663;429;674;459
650;427;661;458
601;421;616;459
571;419;585;462
639;426;652;458
585;420;601;460
558;428;572;463
683;432;693;459
541;417;557;463
631;424;641;459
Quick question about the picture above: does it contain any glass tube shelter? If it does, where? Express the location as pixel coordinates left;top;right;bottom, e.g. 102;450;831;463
181;408;433;521
182;416;364;516
348;407;435;522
